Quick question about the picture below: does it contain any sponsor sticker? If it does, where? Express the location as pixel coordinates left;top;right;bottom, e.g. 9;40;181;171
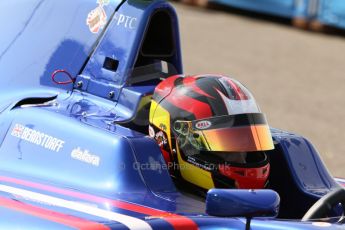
86;0;110;33
195;120;212;130
113;12;137;29
11;124;64;152
71;147;100;167
155;131;168;148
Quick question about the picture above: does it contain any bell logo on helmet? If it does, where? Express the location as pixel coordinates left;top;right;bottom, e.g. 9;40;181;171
195;120;212;130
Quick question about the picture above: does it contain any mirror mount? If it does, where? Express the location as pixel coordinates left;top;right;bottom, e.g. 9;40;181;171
245;217;252;230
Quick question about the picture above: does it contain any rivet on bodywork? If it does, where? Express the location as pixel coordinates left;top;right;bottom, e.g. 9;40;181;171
109;91;115;98
77;81;83;88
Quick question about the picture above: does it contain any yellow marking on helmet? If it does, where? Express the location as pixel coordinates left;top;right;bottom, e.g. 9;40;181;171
149;100;158;123
150;100;172;151
176;146;215;190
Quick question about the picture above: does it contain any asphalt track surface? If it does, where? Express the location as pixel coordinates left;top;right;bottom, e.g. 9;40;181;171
172;2;345;178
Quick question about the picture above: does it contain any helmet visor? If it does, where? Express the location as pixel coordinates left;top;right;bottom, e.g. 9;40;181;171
174;113;274;152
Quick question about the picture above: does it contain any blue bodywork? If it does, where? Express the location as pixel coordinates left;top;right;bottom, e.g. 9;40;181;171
0;0;344;229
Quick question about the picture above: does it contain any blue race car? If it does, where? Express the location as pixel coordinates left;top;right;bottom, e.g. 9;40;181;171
0;0;345;229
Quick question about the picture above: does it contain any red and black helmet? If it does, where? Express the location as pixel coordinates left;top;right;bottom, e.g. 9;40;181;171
149;74;274;190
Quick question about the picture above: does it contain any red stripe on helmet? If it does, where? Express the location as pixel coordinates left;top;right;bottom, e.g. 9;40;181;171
166;78;213;119
154;75;213;119
183;77;214;99
168;93;212;120
0;196;110;230
154;75;181;99
0;176;198;230
225;79;248;100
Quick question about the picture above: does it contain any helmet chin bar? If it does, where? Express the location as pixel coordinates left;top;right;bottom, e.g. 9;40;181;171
178;146;270;190
218;163;270;189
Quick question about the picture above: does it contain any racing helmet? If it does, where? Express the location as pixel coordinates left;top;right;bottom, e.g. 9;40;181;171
149;74;274;190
